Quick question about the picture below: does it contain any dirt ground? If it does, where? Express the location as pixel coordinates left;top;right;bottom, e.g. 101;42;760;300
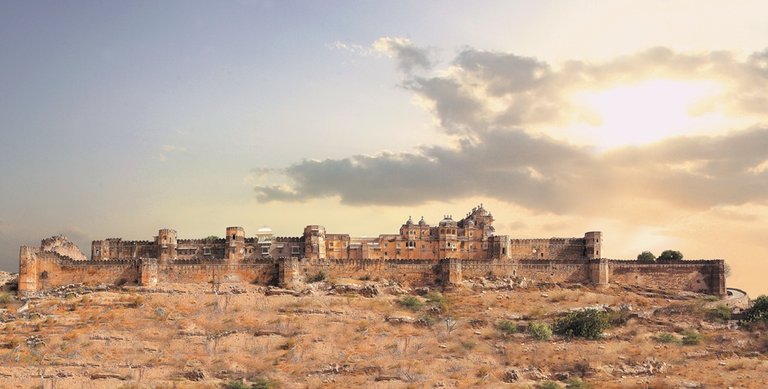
0;277;766;389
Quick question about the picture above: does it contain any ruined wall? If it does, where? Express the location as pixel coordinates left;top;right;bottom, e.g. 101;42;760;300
41;235;87;261
608;260;725;296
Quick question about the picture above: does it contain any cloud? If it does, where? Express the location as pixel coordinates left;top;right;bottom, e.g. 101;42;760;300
403;46;768;136
255;127;768;216
373;37;434;74
255;43;768;223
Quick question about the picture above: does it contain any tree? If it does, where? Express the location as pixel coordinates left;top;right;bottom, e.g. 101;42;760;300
742;295;768;323
658;250;683;261
636;251;656;262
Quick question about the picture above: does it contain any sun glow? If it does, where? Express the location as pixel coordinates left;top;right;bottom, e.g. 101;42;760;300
573;79;727;149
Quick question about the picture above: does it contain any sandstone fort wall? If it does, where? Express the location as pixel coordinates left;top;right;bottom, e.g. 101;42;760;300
16;206;725;297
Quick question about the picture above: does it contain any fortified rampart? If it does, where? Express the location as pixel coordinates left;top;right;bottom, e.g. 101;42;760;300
17;206;726;297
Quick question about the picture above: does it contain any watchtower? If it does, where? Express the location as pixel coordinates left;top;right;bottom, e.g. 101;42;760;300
156;229;177;264
225;226;246;263
584;231;602;259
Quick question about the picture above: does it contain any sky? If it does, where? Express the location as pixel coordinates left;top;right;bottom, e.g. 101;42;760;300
1;1;767;295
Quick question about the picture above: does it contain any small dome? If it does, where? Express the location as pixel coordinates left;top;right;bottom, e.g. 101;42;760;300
405;216;414;226
256;226;273;234
418;216;426;226
439;215;456;226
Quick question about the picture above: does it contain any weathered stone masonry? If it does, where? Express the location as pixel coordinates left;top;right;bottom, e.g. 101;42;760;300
17;206;726;296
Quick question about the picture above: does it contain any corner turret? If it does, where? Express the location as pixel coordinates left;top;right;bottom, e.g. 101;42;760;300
584;231;602;259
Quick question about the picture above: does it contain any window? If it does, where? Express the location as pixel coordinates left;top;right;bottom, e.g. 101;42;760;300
291;246;301;255
204;247;211;255
261;247;269;255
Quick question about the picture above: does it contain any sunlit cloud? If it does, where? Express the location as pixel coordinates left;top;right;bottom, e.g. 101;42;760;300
256;42;768;226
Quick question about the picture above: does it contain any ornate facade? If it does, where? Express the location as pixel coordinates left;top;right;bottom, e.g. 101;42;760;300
89;205;600;263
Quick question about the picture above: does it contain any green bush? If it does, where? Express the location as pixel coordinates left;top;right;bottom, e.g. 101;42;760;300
251;377;276;389
654;332;680;344
425;292;448;309
554;309;608;340
536;381;561;389
742;295;768;324
0;292;12;305
496;320;517;335
565;378;591;389
306;271;326;283
223;381;250;389
681;330;702;345
398;296;424;311
529;321;553;341
417;314;437;328
705;305;732;323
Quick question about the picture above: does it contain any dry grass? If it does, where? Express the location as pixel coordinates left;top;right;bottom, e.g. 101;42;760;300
0;283;765;388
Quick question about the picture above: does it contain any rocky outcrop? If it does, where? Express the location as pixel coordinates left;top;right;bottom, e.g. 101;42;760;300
0;272;16;291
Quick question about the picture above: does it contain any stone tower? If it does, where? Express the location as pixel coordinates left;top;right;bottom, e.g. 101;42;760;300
584;231;602;259
225;226;246;263
303;225;326;260
156;229;177;264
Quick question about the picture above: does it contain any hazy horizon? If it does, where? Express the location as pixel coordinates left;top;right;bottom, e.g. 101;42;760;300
1;1;767;296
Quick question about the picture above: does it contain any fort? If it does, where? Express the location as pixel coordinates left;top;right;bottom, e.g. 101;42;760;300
17;205;726;297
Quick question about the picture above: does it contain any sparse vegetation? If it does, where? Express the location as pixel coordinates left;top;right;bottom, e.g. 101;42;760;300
681;329;703;345
565;378;591;389
251;377;276;389
554;309;609;340
223;381;251;389
655;332;680;344
0;280;761;387
398;295;425;311
529;321;553;341
425;292;448;310
0;292;12;305
705;305;732;323
496;320;517;336
306;271;326;283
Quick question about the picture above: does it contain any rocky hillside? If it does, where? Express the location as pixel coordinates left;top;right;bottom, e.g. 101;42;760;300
0;271;16;292
0;277;765;388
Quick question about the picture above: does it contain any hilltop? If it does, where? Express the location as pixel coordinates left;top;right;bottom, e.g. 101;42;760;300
0;276;765;388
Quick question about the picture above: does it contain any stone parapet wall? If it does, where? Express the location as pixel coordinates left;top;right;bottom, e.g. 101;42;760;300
607;259;725;296
19;244;726;297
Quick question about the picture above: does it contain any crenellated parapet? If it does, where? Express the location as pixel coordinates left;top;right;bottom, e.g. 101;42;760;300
16;206;726;297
